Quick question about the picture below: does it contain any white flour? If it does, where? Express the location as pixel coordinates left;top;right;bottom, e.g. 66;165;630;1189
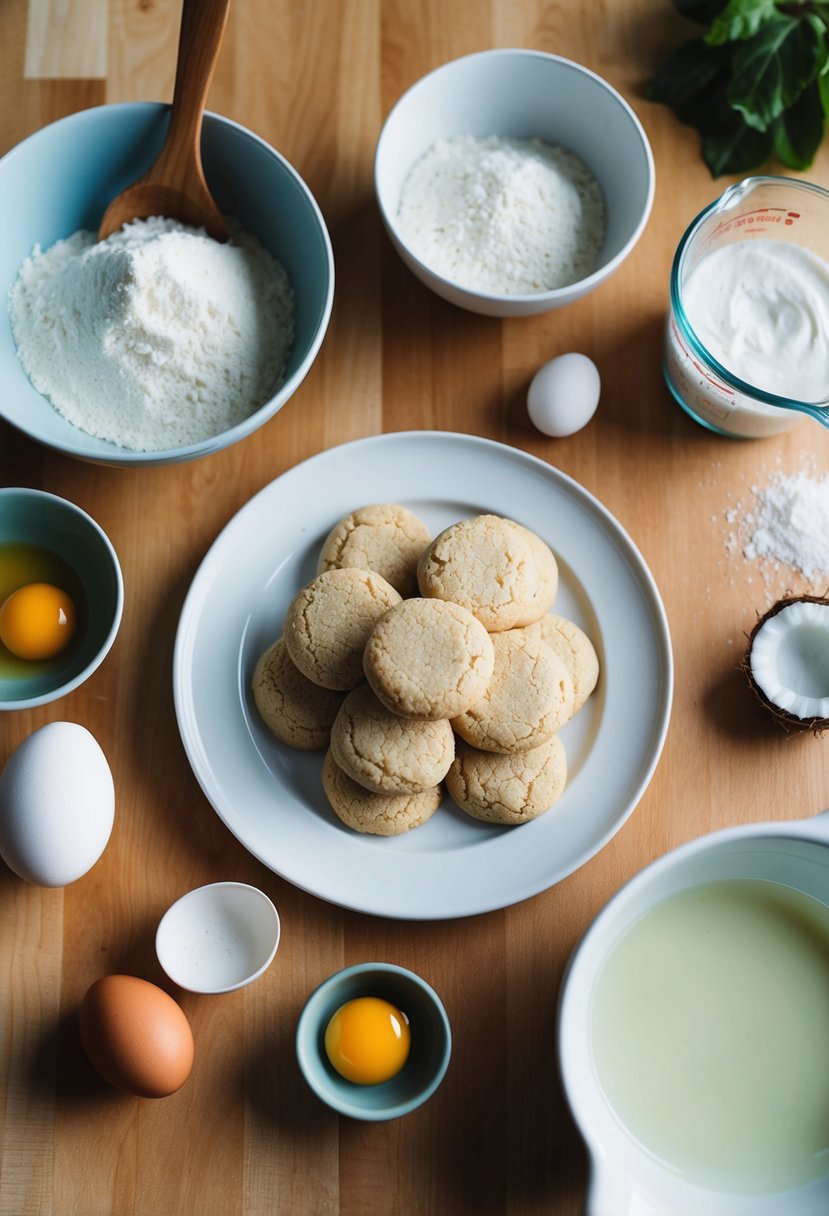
743;470;829;581
396;134;605;295
9;217;295;452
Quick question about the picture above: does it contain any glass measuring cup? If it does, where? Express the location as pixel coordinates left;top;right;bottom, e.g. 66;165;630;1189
664;176;829;438
558;808;829;1216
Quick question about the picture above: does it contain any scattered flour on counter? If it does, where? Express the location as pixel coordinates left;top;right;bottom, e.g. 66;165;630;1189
9;216;295;452
396;134;605;295
743;469;829;580
717;459;829;592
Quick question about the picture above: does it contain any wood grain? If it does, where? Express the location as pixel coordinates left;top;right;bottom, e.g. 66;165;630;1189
24;0;107;79
2;1;829;1214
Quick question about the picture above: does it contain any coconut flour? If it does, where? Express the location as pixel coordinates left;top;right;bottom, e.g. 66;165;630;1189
9;217;295;452
744;470;829;581
396;134;605;295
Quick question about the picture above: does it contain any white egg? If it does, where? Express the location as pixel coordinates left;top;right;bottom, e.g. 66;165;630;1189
0;722;114;887
527;353;600;437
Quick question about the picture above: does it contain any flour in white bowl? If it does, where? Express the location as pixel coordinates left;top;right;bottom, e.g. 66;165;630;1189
395;134;605;295
9;216;295;452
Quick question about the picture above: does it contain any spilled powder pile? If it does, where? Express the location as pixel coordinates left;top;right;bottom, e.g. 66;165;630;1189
9;216;295;452
743;470;829;581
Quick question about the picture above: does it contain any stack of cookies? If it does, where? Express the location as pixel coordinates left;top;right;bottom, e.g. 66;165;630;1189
252;504;599;836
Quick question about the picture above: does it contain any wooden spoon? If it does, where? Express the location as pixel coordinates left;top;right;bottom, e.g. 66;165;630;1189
98;0;231;242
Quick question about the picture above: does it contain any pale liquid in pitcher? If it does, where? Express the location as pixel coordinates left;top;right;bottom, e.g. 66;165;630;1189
590;878;829;1194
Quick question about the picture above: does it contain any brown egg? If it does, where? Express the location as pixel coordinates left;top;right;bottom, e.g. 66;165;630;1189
79;974;194;1098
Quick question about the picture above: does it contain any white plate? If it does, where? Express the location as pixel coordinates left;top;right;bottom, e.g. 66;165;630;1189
173;432;673;920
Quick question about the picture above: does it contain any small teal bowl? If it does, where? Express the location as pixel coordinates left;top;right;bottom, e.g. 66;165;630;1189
0;489;123;709
296;962;452;1121
0;103;334;467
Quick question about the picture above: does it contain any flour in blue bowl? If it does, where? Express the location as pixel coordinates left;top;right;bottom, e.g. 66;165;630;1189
9;216;295;452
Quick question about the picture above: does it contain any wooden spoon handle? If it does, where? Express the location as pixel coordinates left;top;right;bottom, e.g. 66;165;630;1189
164;0;231;157
96;0;231;240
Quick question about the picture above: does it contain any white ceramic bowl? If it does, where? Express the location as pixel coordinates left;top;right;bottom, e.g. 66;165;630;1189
0;103;334;467
155;881;280;994
374;49;654;318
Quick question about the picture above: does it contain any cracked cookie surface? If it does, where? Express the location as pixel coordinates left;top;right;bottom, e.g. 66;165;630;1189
317;503;431;597
322;748;442;835
452;628;574;753
445;734;567;825
251;637;345;750
331;683;455;793
284;567;401;690
520;614;599;713
416;514;547;631
512;522;559;615
363;597;495;721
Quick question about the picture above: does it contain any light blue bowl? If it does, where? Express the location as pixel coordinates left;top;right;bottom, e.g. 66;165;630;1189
296;962;452;1121
0;489;123;709
0;103;334;467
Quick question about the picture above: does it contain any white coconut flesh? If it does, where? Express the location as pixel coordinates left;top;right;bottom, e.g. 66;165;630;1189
749;600;829;720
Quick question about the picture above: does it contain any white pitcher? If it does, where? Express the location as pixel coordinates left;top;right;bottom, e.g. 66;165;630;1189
558;808;829;1216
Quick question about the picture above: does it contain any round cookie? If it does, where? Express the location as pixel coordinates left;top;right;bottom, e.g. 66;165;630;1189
363;597;495;721
416;514;544;631
322;749;442;836
522;614;599;714
445;735;568;826
284;567;401;691
451;628;574;753
331;684;455;794
318;503;432;597
251;637;345;750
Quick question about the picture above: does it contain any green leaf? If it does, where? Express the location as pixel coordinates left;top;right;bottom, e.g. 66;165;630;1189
646;36;731;106
706;0;779;47
727;14;826;130
649;0;829;177
702;114;773;175
673;78;742;135
674;0;730;24
771;80;827;167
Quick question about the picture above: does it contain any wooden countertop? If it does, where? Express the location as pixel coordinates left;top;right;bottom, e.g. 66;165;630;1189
2;2;828;1213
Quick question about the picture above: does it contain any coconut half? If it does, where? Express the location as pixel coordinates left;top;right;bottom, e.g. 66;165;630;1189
743;595;829;733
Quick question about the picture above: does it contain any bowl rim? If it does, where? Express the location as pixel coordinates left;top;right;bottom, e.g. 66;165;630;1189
0;101;335;467
295;961;452;1120
0;487;124;710
373;46;656;306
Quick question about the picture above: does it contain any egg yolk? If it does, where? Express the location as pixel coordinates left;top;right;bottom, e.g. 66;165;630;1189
324;996;411;1085
0;582;76;660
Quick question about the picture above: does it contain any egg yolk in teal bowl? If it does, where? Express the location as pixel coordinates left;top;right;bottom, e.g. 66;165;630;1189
0;543;81;674
0;581;76;660
324;996;411;1085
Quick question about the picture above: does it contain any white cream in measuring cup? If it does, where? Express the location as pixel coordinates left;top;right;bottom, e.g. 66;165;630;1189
558;808;829;1216
664;176;829;438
